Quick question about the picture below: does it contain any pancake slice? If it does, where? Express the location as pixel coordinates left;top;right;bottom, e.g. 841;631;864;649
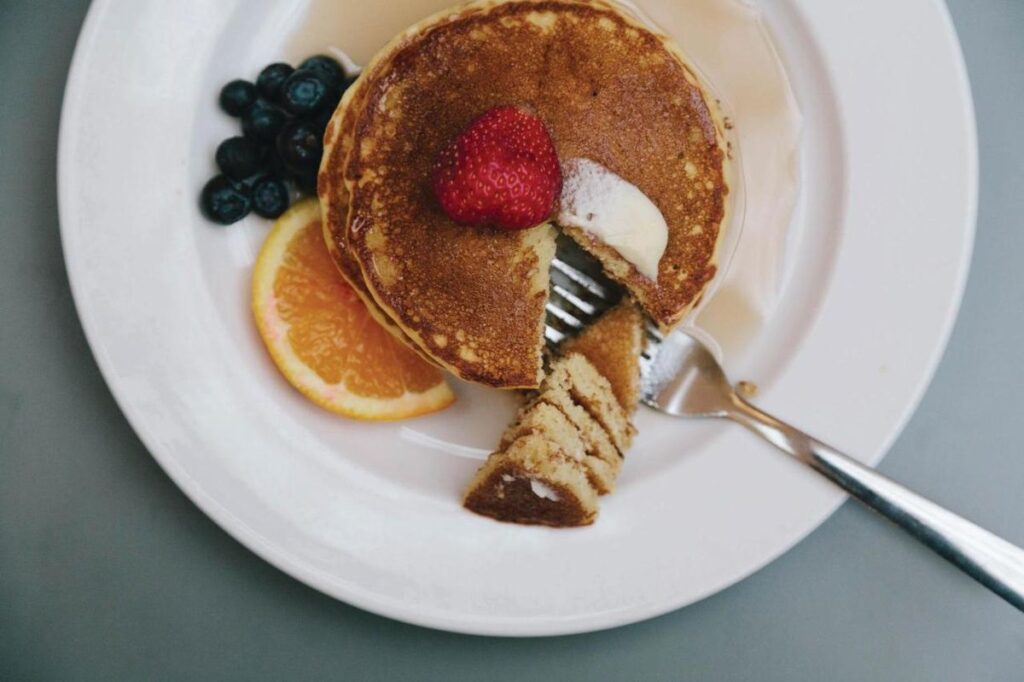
501;401;617;494
560;301;645;413
463;432;598;527
527;390;623;472
545;354;634;453
464;352;635;526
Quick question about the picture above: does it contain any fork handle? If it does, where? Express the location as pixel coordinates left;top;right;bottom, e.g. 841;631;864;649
726;394;1024;612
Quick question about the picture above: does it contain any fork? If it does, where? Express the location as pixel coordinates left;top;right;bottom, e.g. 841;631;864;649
546;254;1024;612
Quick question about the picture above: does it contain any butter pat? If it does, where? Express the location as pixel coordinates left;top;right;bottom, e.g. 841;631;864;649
557;158;668;280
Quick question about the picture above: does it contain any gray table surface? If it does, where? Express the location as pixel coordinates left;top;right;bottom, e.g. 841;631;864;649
2;1;1023;679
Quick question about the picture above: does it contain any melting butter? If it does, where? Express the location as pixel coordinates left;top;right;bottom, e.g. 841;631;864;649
557;158;668;280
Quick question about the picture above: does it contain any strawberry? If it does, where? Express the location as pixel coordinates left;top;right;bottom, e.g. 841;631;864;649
432;106;562;231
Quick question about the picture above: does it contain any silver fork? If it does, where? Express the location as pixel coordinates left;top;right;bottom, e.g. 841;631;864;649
547;255;1024;612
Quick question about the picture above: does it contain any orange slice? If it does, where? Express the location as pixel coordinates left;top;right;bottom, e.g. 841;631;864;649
252;198;455;420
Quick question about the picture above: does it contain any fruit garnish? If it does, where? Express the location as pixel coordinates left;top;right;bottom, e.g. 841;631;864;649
298;55;347;90
241;100;288;142
281;70;331;116
432;106;562;231
200;175;251;224
250;176;290;219
215;136;264;180
275;119;323;174
201;54;352;226
252;199;456;420
218;79;257;116
256;63;295;101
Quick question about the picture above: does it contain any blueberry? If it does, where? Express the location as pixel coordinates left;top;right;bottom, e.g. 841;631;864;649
290;167;319;195
309;100;336;130
256;62;294;102
215;136;264;180
276;119;323;172
263;149;290;180
297;55;345;88
200;175;251;224
321;84;344;116
242;100;288;141
250;176;291;218
281;70;330;116
218;79;257;116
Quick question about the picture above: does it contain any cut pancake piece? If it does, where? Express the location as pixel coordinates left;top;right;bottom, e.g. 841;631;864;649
545;354;634;453
338;0;727;388
525;388;622;471
501;402;617;494
463;432;598;527
464;353;635;526
561;301;645;413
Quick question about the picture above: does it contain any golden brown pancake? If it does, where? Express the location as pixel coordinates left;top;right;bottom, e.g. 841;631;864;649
319;71;424;352
322;0;727;388
560;301;645;413
463;432;599;527
464;353;633;526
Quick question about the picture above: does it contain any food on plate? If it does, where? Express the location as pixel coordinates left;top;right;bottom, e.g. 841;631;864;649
200;54;354;224
464;302;643;526
240;99;289;143
276;119;323;169
215;136;265;181
432;106;563;231
199;175;251;224
557;158;668;281
280;69;333;116
218;79;257;117
297;55;348;90
255;62;295;101
251;198;455;420
193;0;735;525
319;0;727;390
544;352;635;452
250;175;290;219
561;301;645;414
464;430;602;527
501;401;619;495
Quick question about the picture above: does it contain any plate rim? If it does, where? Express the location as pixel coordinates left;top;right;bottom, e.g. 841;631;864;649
57;0;978;636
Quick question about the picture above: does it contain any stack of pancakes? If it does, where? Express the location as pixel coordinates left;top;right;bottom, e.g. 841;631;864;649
318;0;728;390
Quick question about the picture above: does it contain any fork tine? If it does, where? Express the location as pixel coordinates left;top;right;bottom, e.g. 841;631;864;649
545;251;660;354
551;283;601;318
551;257;614;301
545;301;586;330
544;325;567;345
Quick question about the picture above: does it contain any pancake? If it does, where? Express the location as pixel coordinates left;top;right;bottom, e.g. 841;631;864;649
560;301;645;413
318;68;430;356
500;401;617;494
463;432;599;527
325;0;727;388
321;7;557;387
464;353;633;526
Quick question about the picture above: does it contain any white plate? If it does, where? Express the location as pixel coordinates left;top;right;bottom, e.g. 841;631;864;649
59;0;976;635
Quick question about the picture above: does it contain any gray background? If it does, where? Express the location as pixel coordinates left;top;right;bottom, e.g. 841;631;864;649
2;0;1022;679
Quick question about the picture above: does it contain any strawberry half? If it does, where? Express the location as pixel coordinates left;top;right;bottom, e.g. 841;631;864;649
432;106;562;231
